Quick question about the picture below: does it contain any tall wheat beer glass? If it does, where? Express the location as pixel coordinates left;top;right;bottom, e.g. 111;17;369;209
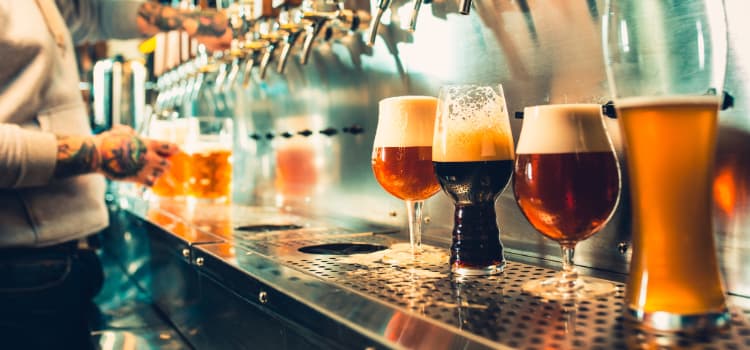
603;0;729;331
432;85;515;276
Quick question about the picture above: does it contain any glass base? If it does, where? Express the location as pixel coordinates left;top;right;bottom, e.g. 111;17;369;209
381;243;449;266
522;276;617;301
626;307;731;333
451;260;505;276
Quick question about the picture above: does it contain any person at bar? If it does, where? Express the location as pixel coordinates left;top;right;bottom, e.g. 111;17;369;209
0;1;231;349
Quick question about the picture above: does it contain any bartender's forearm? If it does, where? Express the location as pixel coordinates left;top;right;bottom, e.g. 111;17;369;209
136;2;229;38
54;134;146;179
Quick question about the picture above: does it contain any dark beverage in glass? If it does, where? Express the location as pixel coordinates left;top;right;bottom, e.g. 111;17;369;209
432;85;515;276
513;104;620;300
513;152;619;246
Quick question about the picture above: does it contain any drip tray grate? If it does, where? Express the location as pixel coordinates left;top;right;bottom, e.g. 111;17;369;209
232;234;750;349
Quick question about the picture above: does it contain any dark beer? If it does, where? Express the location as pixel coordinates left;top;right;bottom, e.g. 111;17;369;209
513;152;619;247
432;84;515;275
434;160;513;271
372;146;440;201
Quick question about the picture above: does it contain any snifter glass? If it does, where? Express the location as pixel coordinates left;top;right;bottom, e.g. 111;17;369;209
513;104;621;300
432;85;515;276
372;96;442;262
603;0;730;331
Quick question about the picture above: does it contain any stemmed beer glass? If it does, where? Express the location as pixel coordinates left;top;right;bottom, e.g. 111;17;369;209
603;0;729;331
513;104;621;300
432;85;515;276
372;96;442;262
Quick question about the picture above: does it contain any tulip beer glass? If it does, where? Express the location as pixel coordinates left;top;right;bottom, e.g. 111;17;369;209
514;104;621;300
432;85;515;276
372;96;442;261
604;0;729;331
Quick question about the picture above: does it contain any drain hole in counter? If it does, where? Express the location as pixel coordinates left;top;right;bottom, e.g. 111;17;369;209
298;243;388;255
235;224;304;232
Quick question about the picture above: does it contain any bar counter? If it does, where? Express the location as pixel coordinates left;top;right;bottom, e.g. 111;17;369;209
104;193;750;350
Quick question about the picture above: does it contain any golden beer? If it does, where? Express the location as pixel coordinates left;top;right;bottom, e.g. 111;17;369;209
187;147;232;201
618;96;727;317
152;150;191;197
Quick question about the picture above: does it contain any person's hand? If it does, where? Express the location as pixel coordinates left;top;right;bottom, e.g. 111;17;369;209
136;2;232;52
94;126;180;186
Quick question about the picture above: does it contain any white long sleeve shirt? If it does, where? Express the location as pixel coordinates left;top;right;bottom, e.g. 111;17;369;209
0;0;143;247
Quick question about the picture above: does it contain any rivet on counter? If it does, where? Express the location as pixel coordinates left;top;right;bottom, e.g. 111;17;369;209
195;257;205;266
618;242;629;255
388;210;398;217
423;216;431;224
259;291;269;304
181;248;190;258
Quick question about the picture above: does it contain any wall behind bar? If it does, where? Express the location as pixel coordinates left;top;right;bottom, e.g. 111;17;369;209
191;0;750;295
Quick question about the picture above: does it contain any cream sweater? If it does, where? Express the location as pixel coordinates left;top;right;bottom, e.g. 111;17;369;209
0;0;143;247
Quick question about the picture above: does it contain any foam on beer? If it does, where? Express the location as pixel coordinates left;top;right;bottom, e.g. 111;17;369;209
615;95;720;109
374;96;438;147
516;104;613;154
431;86;515;162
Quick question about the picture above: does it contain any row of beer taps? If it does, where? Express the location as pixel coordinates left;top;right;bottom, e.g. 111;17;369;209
152;0;477;113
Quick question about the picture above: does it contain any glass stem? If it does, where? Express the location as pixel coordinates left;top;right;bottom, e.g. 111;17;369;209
558;245;579;289
406;200;424;255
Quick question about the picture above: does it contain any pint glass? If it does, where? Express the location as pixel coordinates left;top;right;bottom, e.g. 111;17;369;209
432;85;515;276
604;0;729;331
147;118;193;198
186;117;233;202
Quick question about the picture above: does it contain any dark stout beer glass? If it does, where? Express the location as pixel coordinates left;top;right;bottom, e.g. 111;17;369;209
604;0;729;331
372;96;441;261
432;85;515;276
513;104;620;300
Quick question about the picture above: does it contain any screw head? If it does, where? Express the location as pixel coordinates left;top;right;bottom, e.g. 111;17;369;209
195;257;205;266
182;248;190;258
259;291;269;304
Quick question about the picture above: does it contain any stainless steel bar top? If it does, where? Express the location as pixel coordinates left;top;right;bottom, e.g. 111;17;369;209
121;195;750;350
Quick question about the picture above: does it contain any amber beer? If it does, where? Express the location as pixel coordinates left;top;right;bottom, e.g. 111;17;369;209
432;88;515;275
618;96;728;320
187;145;232;201
372;97;440;202
513;106;620;247
372;146;440;201
152;150;191;197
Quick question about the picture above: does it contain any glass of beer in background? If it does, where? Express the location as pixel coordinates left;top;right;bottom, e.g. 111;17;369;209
186;117;234;203
604;0;729;331
432;85;515;276
148;118;193;199
372;96;441;262
514;104;620;300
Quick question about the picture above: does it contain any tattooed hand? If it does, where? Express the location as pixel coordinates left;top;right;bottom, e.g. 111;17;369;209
136;2;232;52
54;126;179;186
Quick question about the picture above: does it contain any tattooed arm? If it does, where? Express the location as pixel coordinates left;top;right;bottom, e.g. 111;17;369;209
136;2;232;51
54;127;178;186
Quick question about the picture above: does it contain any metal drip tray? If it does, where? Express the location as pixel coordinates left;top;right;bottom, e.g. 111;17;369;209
229;233;750;350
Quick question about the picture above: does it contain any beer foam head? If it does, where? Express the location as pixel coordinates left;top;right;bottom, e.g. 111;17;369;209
615;95;721;109
432;85;515;162
373;96;438;147
516;104;614;154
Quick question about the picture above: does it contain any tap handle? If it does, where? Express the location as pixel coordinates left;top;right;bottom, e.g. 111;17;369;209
277;30;302;73
300;24;324;65
458;0;471;15
408;0;423;32
366;0;391;46
259;44;276;79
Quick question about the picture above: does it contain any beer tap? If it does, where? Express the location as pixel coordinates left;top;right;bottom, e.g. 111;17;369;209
366;0;391;46
257;21;283;79
298;0;342;65
276;7;306;73
241;39;268;87
458;0;471;15
322;7;370;42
